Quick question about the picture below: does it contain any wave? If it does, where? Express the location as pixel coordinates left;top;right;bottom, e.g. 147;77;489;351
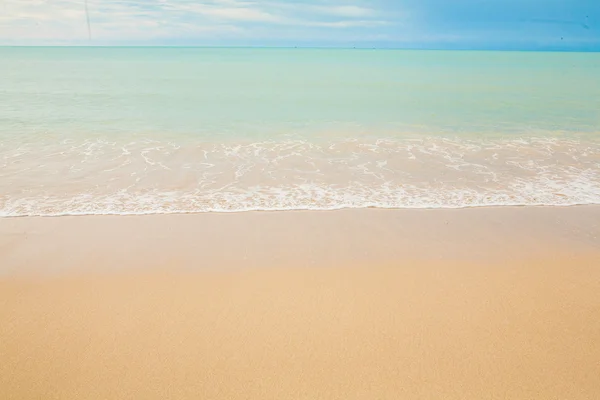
1;135;599;217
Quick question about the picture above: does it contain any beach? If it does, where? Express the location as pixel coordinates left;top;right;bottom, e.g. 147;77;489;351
1;206;599;399
2;46;599;399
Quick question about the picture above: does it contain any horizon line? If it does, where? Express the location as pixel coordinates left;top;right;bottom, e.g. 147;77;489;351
0;45;598;53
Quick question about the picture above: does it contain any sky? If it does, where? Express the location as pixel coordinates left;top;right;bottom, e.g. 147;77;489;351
0;0;598;50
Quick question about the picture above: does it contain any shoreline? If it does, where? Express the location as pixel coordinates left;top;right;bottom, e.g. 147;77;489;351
3;135;599;218
2;202;600;219
2;205;599;274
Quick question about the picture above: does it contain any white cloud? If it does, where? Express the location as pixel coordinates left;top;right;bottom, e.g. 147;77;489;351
160;1;284;23
0;0;393;44
312;5;375;17
311;20;387;28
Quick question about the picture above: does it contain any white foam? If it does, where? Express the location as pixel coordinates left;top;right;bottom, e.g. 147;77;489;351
1;135;599;217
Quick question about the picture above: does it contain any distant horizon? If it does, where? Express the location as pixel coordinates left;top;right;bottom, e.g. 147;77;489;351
2;45;599;53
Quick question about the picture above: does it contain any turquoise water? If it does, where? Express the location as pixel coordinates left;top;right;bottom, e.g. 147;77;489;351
1;47;599;216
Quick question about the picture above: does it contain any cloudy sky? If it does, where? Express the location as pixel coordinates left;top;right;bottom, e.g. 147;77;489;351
0;0;598;50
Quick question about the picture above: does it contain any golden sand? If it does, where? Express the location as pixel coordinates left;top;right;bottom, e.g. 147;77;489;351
1;207;599;399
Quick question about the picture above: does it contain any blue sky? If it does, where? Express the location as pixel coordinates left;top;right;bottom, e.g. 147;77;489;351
1;0;598;50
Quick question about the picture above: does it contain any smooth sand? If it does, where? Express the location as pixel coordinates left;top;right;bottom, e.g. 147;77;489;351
1;206;600;399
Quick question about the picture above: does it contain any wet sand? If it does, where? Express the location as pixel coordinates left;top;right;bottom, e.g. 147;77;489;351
1;206;600;399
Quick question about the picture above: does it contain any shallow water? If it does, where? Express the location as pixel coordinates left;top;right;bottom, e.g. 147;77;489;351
1;47;599;216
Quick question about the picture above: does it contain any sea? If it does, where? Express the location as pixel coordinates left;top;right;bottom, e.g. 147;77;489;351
1;47;599;216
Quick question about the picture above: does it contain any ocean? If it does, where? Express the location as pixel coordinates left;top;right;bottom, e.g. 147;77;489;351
1;47;599;216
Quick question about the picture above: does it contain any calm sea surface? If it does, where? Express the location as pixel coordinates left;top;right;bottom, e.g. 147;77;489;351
1;47;599;216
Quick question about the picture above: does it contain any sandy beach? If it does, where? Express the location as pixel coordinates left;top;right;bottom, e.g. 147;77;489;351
1;206;600;399
3;10;600;400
